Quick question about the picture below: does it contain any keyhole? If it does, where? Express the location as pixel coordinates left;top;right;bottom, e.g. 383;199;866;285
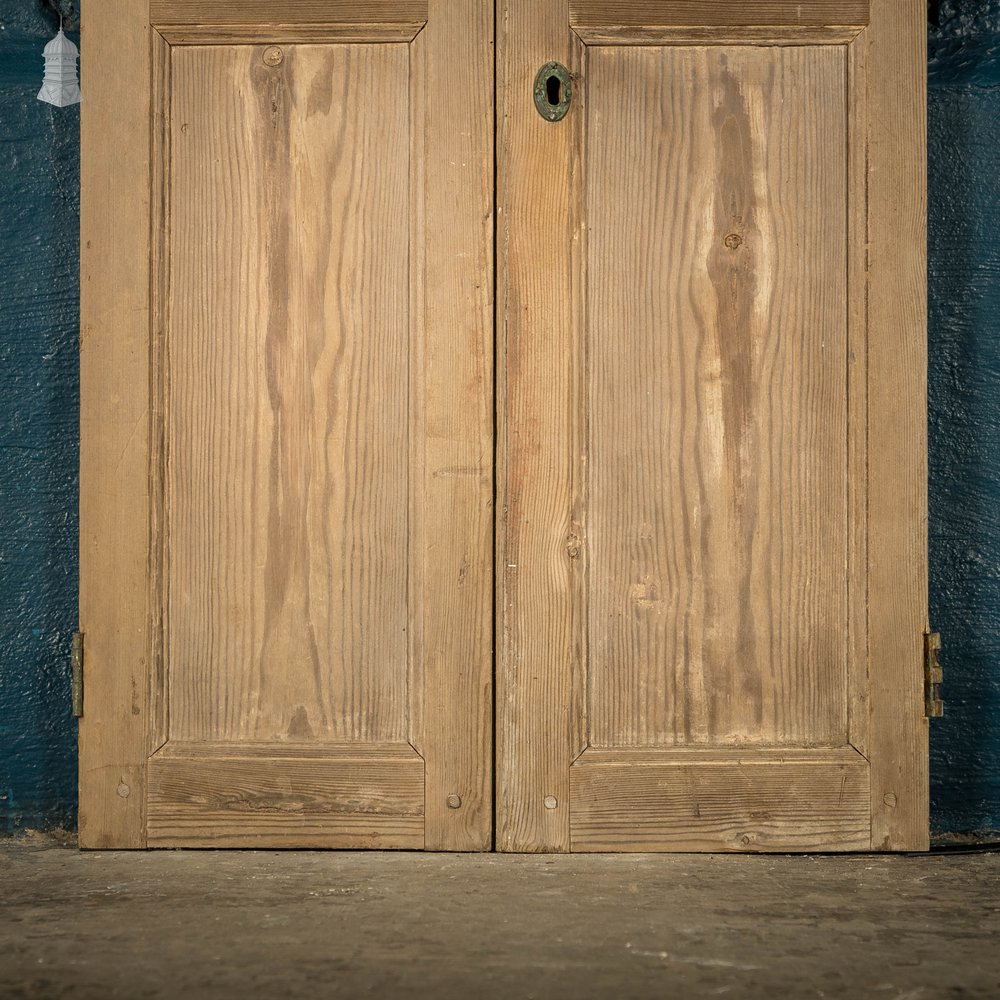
533;62;571;122
546;74;562;108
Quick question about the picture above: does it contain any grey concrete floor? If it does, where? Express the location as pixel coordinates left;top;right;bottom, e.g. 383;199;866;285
1;840;999;1000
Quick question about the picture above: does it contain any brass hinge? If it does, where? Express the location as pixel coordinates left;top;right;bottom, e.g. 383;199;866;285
71;631;84;718
924;631;944;718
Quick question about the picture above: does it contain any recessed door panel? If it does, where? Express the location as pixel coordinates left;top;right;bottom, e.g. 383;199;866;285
166;44;411;746
586;45;849;749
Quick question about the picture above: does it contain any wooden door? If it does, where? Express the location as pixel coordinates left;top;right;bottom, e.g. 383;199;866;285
497;0;929;851
79;0;494;849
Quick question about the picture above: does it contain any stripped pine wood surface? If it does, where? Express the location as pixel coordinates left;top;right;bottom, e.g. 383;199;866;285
79;0;152;849
496;0;584;852
570;26;865;45
153;25;427;44
166;43;411;746
865;0;929;851
147;743;424;848
83;0;926;853
416;0;495;851
150;0;428;44
498;0;927;853
570;747;870;852
150;0;427;26
585;45;849;749
568;0;870;27
846;35;870;761
84;0;493;850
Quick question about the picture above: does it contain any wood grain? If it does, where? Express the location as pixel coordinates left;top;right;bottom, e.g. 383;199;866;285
165;44;411;746
151;0;426;25
416;0;495;851
571;747;870;852
496;0;584;852
569;0;869;28
148;742;424;848
154;24;426;44
78;0;152;849
571;25;864;45
585;46;849;748
88;0;493;850
846;35;870;760
866;0;930;851
149;30;171;757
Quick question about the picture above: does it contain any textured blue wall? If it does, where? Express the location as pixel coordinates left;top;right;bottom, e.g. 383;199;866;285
0;0;79;833
928;1;1000;837
1;1;998;838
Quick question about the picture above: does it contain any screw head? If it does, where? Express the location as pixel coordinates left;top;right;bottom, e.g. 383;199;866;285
544;795;558;810
263;46;284;67
446;794;462;809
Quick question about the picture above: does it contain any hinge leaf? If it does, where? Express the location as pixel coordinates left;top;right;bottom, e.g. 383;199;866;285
71;631;84;718
924;631;944;718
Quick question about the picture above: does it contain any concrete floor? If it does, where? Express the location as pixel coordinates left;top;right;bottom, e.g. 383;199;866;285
1;840;998;1000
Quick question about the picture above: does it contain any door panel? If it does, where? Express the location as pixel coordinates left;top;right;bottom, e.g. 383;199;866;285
497;0;927;852
586;44;849;749
80;0;494;849
148;41;420;847
570;747;869;852
166;43;411;747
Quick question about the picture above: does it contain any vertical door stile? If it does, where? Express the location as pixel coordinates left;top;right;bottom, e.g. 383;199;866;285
79;0;154;849
496;0;579;852
865;0;929;851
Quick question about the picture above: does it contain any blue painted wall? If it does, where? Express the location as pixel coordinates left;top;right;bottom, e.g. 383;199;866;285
0;0;79;834
928;1;1000;838
1;0;998;838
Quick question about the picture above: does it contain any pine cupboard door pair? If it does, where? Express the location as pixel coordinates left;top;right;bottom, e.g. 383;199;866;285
80;0;929;851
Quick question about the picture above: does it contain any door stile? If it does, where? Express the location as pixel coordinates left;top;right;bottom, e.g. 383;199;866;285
80;0;155;849
417;0;496;851
496;0;582;852
865;0;929;851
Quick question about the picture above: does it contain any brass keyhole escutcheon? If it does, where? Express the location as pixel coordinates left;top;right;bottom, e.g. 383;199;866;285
534;61;572;122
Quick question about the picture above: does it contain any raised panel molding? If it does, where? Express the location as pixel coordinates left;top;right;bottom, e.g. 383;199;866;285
151;0;427;43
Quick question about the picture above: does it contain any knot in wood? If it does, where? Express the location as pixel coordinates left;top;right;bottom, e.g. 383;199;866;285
262;46;284;67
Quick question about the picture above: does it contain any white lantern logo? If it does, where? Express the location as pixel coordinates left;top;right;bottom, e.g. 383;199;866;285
37;25;82;108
